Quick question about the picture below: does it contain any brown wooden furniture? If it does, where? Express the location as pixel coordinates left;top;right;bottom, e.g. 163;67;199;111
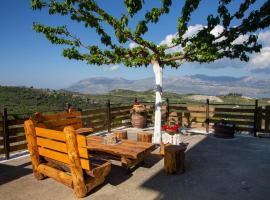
24;113;111;198
32;111;93;135
87;136;155;169
164;145;185;174
137;131;153;143
113;130;128;140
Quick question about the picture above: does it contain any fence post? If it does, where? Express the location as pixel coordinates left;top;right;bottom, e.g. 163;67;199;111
266;106;270;133
166;98;170;122
256;106;261;132
206;99;210;134
2;108;10;160
107;100;111;133
253;99;258;137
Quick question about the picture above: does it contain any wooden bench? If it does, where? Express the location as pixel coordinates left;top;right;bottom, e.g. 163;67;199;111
24;118;111;198
32;111;93;135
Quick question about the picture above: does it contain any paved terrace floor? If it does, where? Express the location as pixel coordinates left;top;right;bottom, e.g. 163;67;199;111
0;130;270;200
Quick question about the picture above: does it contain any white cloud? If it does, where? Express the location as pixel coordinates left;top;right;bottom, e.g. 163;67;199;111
160;24;204;46
210;25;227;42
248;47;270;72
258;30;270;45
210;25;224;37
129;42;139;49
102;64;120;72
160;33;177;46
232;35;249;45
160;25;270;73
159;33;182;53
160;24;225;52
110;64;120;71
183;24;204;39
246;30;270;72
160;24;204;53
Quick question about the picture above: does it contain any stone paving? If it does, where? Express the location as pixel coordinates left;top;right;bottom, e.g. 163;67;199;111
1;131;270;200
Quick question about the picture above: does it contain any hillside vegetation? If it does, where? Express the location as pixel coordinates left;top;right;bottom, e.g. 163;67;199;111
0;86;269;115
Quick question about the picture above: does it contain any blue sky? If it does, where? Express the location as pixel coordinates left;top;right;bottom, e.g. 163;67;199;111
0;0;270;89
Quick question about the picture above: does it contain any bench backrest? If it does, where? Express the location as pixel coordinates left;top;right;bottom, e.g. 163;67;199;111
33;111;83;131
26;120;91;171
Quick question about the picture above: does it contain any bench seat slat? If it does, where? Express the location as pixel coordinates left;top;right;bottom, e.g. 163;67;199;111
37;137;67;153
35;127;65;141
39;147;69;164
38;147;90;170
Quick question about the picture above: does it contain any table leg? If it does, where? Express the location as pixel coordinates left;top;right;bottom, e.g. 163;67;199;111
121;156;134;169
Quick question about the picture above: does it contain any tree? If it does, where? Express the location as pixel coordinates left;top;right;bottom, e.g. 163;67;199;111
31;0;270;143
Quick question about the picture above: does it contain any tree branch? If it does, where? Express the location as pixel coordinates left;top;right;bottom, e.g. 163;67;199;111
163;55;187;62
80;0;159;54
134;0;172;37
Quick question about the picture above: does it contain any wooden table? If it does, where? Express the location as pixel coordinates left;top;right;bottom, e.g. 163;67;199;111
75;128;93;135
86;136;156;169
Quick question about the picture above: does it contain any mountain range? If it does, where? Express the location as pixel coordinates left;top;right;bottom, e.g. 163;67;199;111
66;74;270;98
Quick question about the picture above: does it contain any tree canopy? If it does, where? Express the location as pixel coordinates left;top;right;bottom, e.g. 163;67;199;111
32;0;270;67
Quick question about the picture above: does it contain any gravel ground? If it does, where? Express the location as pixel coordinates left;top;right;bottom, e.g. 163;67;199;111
1;131;270;200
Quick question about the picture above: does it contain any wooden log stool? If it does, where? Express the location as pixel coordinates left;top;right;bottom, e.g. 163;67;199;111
113;130;128;140
137;131;153;143
164;145;185;174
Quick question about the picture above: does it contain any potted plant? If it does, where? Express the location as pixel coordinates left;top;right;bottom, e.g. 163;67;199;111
213;119;235;139
162;118;180;135
160;117;181;155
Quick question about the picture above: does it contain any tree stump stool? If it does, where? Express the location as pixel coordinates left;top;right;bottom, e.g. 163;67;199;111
137;131;153;143
164;145;185;174
113;130;128;140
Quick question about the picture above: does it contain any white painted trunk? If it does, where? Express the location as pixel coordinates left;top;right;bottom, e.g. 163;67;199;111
152;61;163;144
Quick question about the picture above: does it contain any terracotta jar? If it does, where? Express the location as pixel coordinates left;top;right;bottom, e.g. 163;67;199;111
130;104;147;128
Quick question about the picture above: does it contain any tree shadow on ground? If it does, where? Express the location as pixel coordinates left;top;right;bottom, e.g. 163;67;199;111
107;153;163;186
0;161;32;185
139;135;270;200
106;164;133;186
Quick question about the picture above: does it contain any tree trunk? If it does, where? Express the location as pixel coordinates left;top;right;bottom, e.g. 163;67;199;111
152;60;163;144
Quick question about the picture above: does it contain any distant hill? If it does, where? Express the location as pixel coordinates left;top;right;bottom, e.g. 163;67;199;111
67;75;270;98
0;86;98;114
1;85;268;115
